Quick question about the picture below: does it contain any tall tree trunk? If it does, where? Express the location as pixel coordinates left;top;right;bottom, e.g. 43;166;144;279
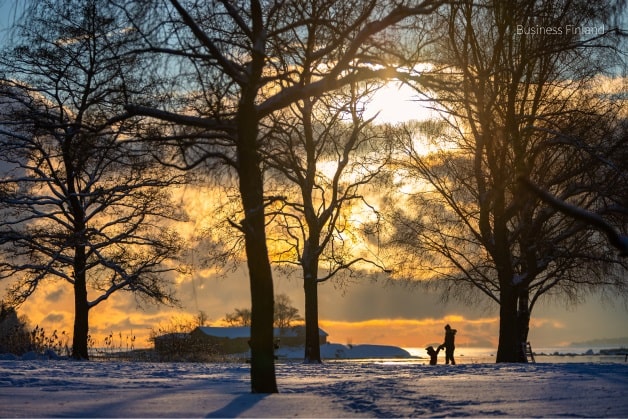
72;245;89;360
517;286;530;362
65;142;89;360
237;106;278;393
303;271;321;363
496;282;519;362
491;181;527;363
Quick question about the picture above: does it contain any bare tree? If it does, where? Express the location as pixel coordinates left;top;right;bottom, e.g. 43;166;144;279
392;0;627;362
223;294;301;329
263;83;392;362
119;0;445;392
195;310;210;327
520;177;628;257
519;115;628;257
0;0;186;359
273;294;303;329
223;308;252;327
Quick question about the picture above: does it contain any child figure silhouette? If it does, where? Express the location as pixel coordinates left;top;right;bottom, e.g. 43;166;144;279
425;345;441;365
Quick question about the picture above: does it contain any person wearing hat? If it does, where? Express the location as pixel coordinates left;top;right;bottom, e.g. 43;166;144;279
438;324;457;365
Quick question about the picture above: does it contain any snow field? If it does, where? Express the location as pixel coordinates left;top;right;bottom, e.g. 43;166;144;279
1;360;627;417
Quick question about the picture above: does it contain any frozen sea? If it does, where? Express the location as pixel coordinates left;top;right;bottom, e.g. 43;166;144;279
1;345;627;418
403;345;628;364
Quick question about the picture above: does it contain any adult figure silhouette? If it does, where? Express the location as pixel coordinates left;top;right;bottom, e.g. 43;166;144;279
438;324;457;365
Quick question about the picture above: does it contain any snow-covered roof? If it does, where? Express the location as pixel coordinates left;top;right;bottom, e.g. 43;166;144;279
195;326;328;338
197;327;250;339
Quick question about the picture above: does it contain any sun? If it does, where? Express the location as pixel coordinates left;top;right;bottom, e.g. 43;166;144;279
363;81;436;124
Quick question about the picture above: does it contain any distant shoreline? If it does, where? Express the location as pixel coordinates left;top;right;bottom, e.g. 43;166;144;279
3;343;625;363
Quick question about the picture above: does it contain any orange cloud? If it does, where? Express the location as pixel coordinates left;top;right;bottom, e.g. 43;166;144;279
10;263;625;353
13;279;192;349
320;315;499;348
530;317;566;329
17;279;501;350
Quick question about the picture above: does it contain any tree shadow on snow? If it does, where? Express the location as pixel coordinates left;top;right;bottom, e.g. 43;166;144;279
205;393;269;418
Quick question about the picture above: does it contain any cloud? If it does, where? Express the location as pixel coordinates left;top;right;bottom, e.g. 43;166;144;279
42;313;65;324
45;288;65;303
320;316;499;348
7;258;628;350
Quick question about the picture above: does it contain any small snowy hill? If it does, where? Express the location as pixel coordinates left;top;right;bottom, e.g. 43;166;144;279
276;343;412;359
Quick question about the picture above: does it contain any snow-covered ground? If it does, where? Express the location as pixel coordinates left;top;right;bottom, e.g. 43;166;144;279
1;356;627;417
277;343;412;359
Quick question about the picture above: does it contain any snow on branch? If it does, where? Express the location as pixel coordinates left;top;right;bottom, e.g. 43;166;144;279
519;177;628;257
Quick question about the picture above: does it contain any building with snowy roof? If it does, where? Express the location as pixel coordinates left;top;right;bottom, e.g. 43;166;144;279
189;326;328;354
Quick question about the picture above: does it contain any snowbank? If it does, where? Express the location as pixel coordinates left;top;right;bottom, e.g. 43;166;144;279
1;359;627;417
277;343;412;359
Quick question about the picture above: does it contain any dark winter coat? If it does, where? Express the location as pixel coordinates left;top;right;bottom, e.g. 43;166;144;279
444;328;456;350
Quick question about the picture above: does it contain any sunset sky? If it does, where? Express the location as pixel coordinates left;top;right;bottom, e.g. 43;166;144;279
1;2;627;353
11;258;628;351
7;83;627;352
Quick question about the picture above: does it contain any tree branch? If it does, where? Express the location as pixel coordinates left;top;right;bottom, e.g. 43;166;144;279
519;177;628;256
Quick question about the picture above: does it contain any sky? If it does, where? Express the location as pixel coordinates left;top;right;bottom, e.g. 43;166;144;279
0;1;627;352
13;255;627;350
7;146;627;352
0;2;20;37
